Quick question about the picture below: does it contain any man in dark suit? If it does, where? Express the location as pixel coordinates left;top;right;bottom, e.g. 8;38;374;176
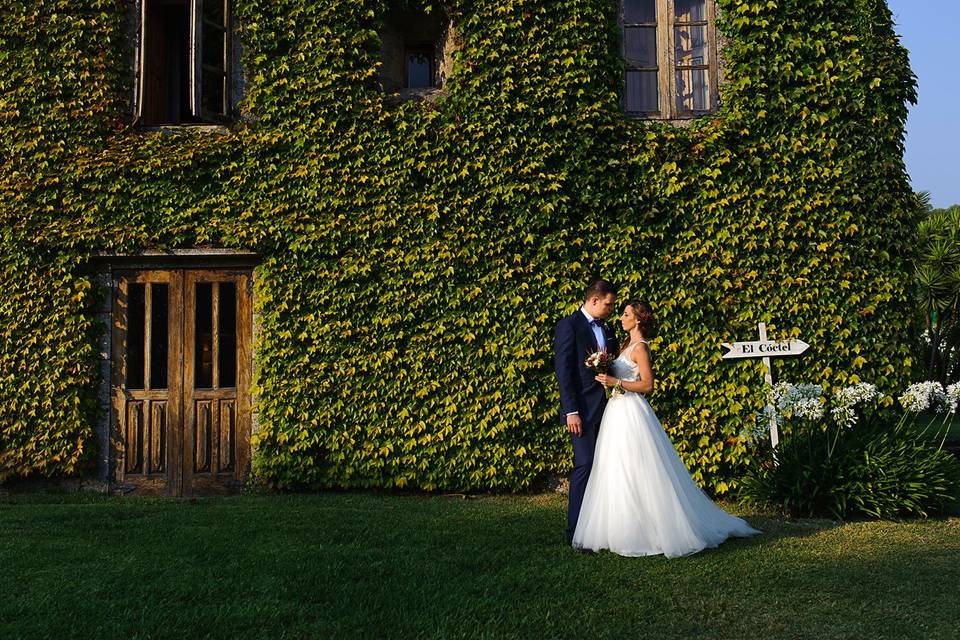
554;278;618;545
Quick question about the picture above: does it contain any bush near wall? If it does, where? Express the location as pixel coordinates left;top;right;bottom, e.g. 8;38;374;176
0;0;918;493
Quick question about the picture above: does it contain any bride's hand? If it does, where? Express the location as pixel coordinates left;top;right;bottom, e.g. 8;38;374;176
595;374;617;387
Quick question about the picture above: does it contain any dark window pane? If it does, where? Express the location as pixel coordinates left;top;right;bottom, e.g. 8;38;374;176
625;70;659;112
201;69;226;115
195;282;213;388
406;50;433;88
674;0;706;22
218;282;237;388
676;68;710;111
624;26;657;67
623;0;656;23
202;0;226;27
127;284;146;390
674;25;707;66
202;25;225;70
150;284;169;390
142;2;199;125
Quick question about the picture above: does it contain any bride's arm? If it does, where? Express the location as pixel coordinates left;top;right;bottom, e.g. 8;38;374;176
626;344;654;394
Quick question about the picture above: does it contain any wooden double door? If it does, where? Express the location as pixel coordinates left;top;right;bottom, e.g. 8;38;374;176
112;269;252;496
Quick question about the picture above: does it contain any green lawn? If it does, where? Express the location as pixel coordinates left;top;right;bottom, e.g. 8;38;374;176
2;492;959;639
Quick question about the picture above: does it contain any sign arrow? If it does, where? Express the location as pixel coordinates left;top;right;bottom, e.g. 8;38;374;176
720;339;810;360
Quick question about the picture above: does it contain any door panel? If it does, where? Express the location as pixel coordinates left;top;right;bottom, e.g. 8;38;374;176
112;268;251;496
112;271;183;496
182;269;251;495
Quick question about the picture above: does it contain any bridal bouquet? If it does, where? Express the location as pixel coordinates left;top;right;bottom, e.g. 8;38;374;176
584;349;618;396
584;349;615;373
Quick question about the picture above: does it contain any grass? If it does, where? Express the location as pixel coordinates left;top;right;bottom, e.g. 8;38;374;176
2;492;959;639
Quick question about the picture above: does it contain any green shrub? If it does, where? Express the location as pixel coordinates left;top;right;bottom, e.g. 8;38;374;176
740;409;960;519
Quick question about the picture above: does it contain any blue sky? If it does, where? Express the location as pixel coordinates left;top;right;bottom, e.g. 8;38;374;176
888;0;960;208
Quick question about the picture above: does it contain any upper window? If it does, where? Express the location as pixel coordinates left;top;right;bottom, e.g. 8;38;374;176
135;0;234;126
622;0;718;119
379;5;453;97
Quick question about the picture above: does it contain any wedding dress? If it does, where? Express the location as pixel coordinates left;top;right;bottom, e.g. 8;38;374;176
572;343;760;558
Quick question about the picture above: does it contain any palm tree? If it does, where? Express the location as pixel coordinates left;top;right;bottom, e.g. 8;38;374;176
915;193;960;382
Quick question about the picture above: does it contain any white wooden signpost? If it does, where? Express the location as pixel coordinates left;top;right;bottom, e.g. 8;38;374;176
721;322;809;449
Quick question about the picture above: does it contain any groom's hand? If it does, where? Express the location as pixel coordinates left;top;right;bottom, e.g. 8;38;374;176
566;414;582;437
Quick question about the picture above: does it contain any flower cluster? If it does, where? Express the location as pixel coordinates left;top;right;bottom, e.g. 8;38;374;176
749;405;778;441
831;382;880;428
770;382;824;421
747;382;825;444
747;376;960;448
834;382;880;406
898;381;949;414
947;382;960;413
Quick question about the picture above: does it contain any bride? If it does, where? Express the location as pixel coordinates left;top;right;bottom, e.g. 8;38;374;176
572;301;759;557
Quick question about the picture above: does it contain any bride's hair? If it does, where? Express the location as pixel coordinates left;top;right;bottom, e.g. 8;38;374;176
621;300;658;349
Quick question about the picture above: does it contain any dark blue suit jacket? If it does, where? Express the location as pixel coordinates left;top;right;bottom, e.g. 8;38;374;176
554;310;619;428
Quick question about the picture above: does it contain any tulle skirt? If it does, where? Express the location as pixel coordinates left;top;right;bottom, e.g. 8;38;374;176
572;392;760;558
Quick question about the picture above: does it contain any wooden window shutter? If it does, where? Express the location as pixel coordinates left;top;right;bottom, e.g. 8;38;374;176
134;0;147;121
190;0;231;121
189;0;199;117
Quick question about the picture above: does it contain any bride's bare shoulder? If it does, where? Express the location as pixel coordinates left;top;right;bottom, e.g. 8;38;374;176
630;341;651;364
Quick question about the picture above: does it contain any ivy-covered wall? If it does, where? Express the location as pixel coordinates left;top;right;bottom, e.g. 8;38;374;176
0;0;917;493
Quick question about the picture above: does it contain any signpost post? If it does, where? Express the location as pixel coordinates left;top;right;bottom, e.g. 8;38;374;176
721;322;809;449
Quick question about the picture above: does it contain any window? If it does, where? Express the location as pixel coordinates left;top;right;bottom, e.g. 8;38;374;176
379;5;452;95
135;0;233;126
622;0;718;118
405;44;436;89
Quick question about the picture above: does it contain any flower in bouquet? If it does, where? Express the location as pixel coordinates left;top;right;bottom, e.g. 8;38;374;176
584;349;615;374
830;382;880;428
899;381;948;413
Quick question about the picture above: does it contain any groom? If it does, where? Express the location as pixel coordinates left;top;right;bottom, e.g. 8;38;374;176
554;278;618;544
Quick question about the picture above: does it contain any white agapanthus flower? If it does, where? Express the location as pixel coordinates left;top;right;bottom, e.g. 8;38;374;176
750;405;780;441
834;382;880;407
947;382;960;414
898;381;948;413
769;382;824;421
830;382;880;428
748;382;823;446
791;397;825;421
831;404;856;428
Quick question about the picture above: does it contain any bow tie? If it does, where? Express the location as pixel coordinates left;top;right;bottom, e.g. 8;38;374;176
590;319;604;327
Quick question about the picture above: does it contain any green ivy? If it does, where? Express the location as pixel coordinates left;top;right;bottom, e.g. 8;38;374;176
0;0;918;493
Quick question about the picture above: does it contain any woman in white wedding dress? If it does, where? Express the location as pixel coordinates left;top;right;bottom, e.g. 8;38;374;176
572;301;759;558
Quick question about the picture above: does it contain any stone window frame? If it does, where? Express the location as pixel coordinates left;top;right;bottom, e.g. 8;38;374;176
621;0;720;120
